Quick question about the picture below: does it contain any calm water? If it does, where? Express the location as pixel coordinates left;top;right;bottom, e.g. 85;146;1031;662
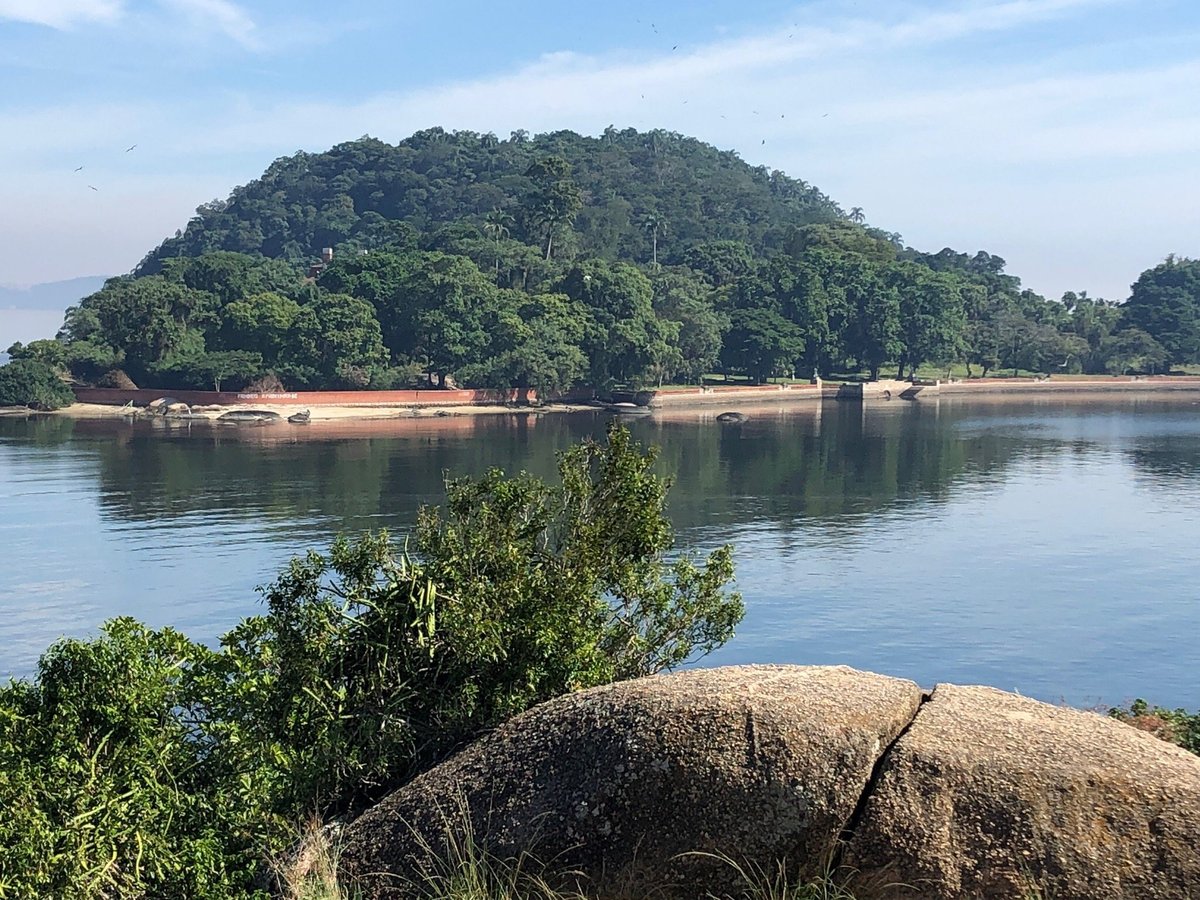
2;398;1199;708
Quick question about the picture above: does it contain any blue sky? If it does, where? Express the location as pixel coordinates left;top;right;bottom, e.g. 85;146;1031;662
1;0;1197;305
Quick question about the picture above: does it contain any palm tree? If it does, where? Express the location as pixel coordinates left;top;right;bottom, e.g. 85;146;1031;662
641;212;665;269
849;207;866;224
523;157;582;261
483;208;515;278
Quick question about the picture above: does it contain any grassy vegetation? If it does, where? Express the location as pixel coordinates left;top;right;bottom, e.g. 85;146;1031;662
289;818;867;900
276;820;353;900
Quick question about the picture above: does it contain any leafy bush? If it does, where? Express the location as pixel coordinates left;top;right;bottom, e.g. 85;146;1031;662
205;424;742;817
0;620;268;898
0;426;743;896
0;358;76;409
1109;699;1200;755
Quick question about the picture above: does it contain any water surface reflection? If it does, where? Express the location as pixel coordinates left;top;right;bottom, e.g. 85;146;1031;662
2;397;1197;707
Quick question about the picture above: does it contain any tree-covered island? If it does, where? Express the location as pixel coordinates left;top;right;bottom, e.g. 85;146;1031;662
3;127;1199;406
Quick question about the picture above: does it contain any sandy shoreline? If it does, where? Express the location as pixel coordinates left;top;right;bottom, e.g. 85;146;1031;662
43;401;597;421
3;377;1199;422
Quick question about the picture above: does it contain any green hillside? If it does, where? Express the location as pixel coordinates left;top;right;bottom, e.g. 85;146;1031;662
5;127;1194;399
136;127;844;273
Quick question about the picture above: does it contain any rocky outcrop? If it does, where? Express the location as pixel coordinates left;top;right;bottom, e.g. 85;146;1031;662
338;667;1200;899
842;683;1200;899
216;409;280;424
339;665;923;899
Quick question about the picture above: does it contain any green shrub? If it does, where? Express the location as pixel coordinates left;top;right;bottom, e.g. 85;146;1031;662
0;619;268;898
0;425;743;896
1109;699;1200;755
0;358;75;409
203;423;743;817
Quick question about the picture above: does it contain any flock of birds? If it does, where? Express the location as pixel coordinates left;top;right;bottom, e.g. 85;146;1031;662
72;22;824;194
75;144;137;192
633;18;831;145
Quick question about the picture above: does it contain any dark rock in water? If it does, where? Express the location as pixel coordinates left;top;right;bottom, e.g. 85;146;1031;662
608;401;652;415
288;409;311;424
339;666;921;899
217;409;281;424
716;411;748;424
147;396;182;413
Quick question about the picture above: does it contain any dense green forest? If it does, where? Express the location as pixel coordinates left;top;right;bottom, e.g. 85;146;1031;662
5;127;1199;397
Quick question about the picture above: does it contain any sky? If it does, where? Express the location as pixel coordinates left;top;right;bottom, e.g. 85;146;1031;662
0;0;1198;306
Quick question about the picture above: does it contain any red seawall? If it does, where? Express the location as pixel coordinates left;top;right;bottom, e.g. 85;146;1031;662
73;387;538;407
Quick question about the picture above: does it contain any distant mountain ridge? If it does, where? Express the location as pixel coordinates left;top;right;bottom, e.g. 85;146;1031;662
0;277;109;312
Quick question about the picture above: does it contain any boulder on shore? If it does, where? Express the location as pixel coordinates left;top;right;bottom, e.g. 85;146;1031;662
147;396;181;411
842;683;1200;899
339;665;923;899
337;666;1200;900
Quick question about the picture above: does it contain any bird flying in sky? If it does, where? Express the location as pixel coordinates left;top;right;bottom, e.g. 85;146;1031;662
125;144;137;152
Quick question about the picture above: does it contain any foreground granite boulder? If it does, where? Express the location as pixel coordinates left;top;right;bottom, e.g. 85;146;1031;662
843;683;1200;899
339;665;923;899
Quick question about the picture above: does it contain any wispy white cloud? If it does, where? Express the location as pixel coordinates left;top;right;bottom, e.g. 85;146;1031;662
0;0;123;29
0;0;1191;299
159;0;259;49
172;0;1160;166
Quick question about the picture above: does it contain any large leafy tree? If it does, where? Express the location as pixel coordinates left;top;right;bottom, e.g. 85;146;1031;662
218;291;303;366
290;292;387;387
1122;256;1200;365
77;277;214;384
460;291;589;392
651;268;729;383
889;264;966;378
1100;328;1169;375
682;241;756;287
0;359;75;409
392;252;500;386
719;308;806;383
5;339;67;370
561;259;671;388
523;155;583;260
836;259;901;380
171;350;265;392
